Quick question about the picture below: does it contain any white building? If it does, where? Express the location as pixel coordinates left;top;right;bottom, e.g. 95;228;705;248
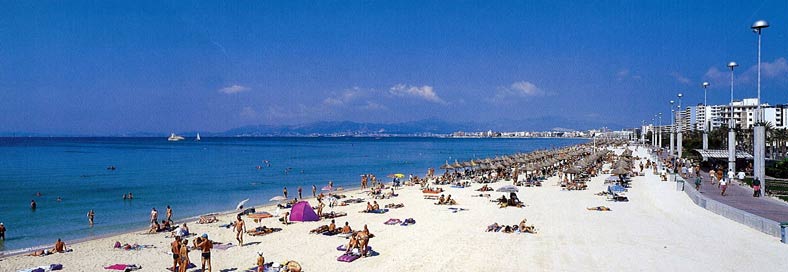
692;98;788;131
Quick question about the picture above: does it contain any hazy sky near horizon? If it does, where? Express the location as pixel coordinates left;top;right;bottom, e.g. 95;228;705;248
2;1;788;134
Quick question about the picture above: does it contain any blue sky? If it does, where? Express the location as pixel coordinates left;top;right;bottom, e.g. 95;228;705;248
1;0;787;134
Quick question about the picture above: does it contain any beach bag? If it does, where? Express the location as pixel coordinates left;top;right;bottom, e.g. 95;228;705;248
50;264;64;270
114;241;122;248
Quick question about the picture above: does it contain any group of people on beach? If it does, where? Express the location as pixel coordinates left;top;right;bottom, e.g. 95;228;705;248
170;233;213;272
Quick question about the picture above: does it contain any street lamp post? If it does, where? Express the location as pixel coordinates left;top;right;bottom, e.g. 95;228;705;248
752;20;769;197
677;93;683;158
727;61;739;175
652;116;657;147
670;100;675;157
657;112;662;149
641;120;646;145
702;82;710;150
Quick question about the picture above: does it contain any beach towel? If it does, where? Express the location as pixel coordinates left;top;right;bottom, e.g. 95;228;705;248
400;218;416;226
337;232;353;238
49;264;63;271
337;253;361;262
366;209;389;214
214;243;236;250
322;231;339;236
16;266;49;272
384;218;402;225
104;264;141;271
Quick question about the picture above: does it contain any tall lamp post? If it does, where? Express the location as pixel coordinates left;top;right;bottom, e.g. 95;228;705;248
658;112;663;149
752;20;769;197
702;82;710;150
652;116;657;147
727;61;739;175
641;120;646;145
677;93;683;158
669;100;675;157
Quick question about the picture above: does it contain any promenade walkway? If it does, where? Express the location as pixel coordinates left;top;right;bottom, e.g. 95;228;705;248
654;148;788;224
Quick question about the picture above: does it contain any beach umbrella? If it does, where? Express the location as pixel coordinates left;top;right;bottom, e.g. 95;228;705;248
440;161;454;170
236;198;250;210
269;196;287;202
387;173;405;178
611;167;629;175
495;185;519;193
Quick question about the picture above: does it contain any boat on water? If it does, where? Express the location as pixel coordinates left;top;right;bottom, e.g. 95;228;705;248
168;133;185;142
195;133;201;141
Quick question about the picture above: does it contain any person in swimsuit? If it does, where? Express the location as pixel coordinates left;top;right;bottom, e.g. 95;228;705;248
356;231;370;257
150;208;158;224
297;186;303;200
179;239;189;272
371;201;380;211
341;222;352;234
0;222;5;240
312;185;317;198
283;187;288;199
170;236;181;272
235;215;246;246
256;251;265;272
166;205;173;223
197;233;213;272
328;219;337;233
87;210;95;225
31;200;37;210
53;238;66;253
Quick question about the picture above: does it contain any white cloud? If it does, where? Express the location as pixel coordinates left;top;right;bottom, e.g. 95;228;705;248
488;81;551;103
616;68;641;81
239;106;257;118
389;84;446;104
323;88;362;106
703;57;788;87
218;85;250;94
671;72;691;85
510;81;546;96
362;101;387;111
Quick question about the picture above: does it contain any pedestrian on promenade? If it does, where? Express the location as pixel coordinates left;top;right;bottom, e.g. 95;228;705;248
753;178;761;197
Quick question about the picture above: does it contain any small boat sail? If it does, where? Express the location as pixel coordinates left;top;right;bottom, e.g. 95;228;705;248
167;133;185;142
195;133;201;141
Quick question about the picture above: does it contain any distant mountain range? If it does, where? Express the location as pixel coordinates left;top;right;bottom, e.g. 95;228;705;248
0;116;627;137
219;116;626;136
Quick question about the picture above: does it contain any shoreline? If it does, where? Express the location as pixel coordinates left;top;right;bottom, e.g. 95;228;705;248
0;185;365;259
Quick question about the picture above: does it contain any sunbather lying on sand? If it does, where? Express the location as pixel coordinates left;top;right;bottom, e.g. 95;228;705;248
197;215;218;224
486;223;501;232
310;225;330;234
247;226;281;236
384;203;404;209
518;219;537;234
476;184;493;192
587;206;611;211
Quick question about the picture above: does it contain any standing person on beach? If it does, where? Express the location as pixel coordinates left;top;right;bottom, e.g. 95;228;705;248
0;222;6;240
197;233;213;272
87;210;95;226
297;186;303;200
170;235;181;272
256;252;265;272
235;215;246;246
312;185;317;198
166;206;173;223
150;208;158;224
179;239;189;272
283;187;288;199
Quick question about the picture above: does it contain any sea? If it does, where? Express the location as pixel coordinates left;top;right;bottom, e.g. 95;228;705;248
0;137;586;252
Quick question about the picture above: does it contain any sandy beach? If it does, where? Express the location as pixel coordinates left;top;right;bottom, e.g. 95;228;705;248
3;146;788;271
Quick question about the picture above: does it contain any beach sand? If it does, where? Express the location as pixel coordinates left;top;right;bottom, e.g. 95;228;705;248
3;146;788;271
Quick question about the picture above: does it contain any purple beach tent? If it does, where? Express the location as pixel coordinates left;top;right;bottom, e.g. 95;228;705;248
289;201;320;222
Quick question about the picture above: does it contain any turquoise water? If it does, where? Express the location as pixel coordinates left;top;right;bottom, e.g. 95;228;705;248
0;137;586;252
